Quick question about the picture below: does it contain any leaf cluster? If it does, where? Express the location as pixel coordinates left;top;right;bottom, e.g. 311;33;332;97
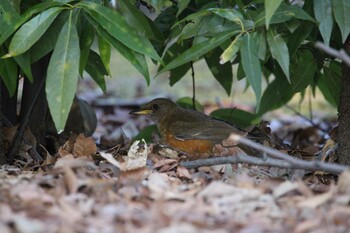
0;0;348;131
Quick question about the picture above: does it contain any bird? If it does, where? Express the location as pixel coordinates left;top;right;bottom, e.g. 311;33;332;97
130;98;249;159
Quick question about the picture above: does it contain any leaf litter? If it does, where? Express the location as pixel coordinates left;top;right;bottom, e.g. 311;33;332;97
1;96;349;232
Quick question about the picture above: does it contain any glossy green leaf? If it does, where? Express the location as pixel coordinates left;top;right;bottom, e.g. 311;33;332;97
264;0;283;29
314;0;333;46
267;29;290;81
159;30;239;73
98;34;111;75
210;108;260;128
220;35;242;64
240;33;262;106
92;19;150;84
13;52;33;82
118;0;157;39
85;50;107;92
77;13;95;75
5;7;62;57
30;10;69;63
257;77;293;115
291;50;317;92
46;11;80;132
79;1;161;62
332;0;350;43
255;3;314;27
0;47;18;96
0;1;63;46
205;47;233;95
209;8;244;22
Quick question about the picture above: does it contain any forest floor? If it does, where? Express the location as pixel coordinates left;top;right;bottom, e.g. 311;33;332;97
1;74;349;233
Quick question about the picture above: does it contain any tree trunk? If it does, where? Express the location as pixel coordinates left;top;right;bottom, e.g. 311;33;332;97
20;55;51;147
337;35;350;165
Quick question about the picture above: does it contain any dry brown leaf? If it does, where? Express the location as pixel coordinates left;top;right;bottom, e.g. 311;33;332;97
73;134;97;157
176;166;192;179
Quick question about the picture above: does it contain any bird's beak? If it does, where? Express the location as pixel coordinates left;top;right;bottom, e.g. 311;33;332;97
129;109;153;115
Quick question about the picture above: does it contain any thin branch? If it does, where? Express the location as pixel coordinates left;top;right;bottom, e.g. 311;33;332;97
8;77;45;163
180;153;346;174
180;134;348;175
315;42;350;67
190;61;196;110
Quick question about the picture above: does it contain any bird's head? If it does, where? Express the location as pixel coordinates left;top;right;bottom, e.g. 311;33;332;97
129;98;177;122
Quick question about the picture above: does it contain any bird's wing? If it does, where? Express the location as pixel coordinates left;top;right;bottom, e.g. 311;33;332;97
168;120;245;142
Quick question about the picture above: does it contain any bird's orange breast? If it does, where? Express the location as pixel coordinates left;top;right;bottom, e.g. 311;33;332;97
164;133;214;159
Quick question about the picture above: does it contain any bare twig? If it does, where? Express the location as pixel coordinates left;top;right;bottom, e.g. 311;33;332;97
315;42;350;67
180;153;345;174
180;134;348;175
191;61;196;110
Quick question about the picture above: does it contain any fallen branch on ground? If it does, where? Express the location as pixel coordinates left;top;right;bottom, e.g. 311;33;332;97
180;134;348;175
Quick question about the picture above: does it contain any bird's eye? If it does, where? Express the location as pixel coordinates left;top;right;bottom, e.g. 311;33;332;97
152;104;159;110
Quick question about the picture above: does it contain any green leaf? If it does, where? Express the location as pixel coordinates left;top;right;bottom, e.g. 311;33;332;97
265;0;283;29
13;52;33;82
30;10;68;63
318;61;341;106
77;12;95;75
240;33;262;106
332;0;350;43
79;1;161;62
291;50;317;92
5;7;63;57
267;29;290;81
0;1;63;46
176;97;204;111
209;8;244;22
255;3;314;27
132;125;158;144
97;34;111;75
256;30;267;60
257;77;293;115
177;0;190;17
287;22;313;58
85;50;107;92
91;19;150;84
0;0;21;31
161;41;191;86
237;61;245;80
46;11;80;132
0;47;18;96
159;30;239;73
210;108;260;128
118;0;157;39
220;35;242;64
314;0;333;46
205;47;233;95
